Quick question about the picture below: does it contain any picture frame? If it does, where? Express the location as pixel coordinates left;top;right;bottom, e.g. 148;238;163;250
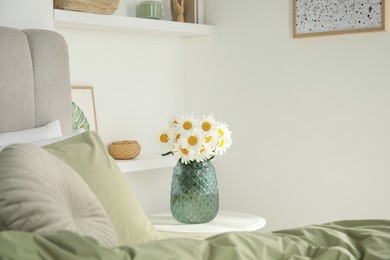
71;86;98;132
293;0;386;38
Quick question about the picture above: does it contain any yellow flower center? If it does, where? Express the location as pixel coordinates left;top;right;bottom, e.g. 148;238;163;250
202;122;211;131
160;134;169;143
219;138;225;147
188;136;198;146
183;121;192;130
176;133;181;140
205;136;212;143
218;128;224;136
181;148;189;155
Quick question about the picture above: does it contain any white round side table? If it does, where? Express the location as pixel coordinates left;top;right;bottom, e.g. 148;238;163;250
149;210;266;238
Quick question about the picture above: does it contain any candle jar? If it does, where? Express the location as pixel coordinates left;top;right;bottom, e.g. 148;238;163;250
138;0;161;19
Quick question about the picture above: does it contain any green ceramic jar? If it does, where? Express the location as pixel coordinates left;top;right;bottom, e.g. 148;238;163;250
138;1;161;19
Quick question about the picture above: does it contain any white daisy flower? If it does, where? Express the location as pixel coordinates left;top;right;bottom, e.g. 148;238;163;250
194;145;214;162
215;121;233;156
166;112;180;127
173;144;193;164
156;127;172;153
200;115;218;133
167;126;181;144
215;132;233;156
200;115;219;148
217;121;232;137
178;129;205;155
176;112;198;132
204;131;219;149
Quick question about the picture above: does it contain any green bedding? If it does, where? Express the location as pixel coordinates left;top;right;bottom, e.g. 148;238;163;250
0;220;389;259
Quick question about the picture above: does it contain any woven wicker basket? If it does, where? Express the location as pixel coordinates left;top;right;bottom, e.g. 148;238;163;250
108;140;141;160
54;0;120;15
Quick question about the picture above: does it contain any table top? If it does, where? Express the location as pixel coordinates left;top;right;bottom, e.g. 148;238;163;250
149;211;266;236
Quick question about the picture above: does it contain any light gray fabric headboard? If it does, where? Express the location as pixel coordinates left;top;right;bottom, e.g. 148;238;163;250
0;26;72;135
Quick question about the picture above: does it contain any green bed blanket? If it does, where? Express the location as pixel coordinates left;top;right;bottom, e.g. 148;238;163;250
0;220;389;260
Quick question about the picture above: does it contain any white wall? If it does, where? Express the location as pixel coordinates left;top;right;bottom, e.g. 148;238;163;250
56;28;185;153
53;27;185;213
184;1;390;231
0;0;53;30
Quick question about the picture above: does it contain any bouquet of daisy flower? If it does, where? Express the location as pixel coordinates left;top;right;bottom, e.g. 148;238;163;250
157;112;232;164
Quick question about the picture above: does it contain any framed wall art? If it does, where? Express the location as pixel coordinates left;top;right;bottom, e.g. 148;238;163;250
293;0;386;38
71;86;98;132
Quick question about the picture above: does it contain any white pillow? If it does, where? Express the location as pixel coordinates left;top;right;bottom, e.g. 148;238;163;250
0;128;85;152
31;128;86;147
0;120;62;147
0;144;118;247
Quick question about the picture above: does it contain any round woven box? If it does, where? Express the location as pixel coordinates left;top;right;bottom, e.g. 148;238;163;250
54;0;120;15
108;140;141;160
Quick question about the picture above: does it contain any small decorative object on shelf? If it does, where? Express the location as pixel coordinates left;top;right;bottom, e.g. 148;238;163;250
171;0;204;23
54;0;119;15
138;0;162;19
171;0;184;22
108;140;141;160
157;112;232;224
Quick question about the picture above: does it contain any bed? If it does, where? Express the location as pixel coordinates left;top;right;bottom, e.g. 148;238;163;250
0;25;390;259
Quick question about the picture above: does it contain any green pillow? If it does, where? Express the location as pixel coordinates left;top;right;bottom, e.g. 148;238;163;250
0;144;118;248
44;131;159;245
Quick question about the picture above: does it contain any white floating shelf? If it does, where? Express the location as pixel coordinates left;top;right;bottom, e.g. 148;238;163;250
54;9;215;37
116;154;176;173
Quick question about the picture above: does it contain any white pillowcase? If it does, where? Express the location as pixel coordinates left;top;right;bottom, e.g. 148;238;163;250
32;128;86;147
0;120;62;147
0;128;85;152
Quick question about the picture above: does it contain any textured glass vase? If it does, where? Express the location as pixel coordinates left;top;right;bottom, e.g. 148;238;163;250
170;160;219;224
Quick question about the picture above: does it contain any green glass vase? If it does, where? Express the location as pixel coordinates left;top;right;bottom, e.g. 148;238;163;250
170;160;219;224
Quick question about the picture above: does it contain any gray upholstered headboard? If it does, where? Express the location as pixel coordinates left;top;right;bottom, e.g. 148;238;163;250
0;26;72;135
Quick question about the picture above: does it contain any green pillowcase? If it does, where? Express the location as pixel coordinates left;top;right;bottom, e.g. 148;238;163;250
44;131;159;246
